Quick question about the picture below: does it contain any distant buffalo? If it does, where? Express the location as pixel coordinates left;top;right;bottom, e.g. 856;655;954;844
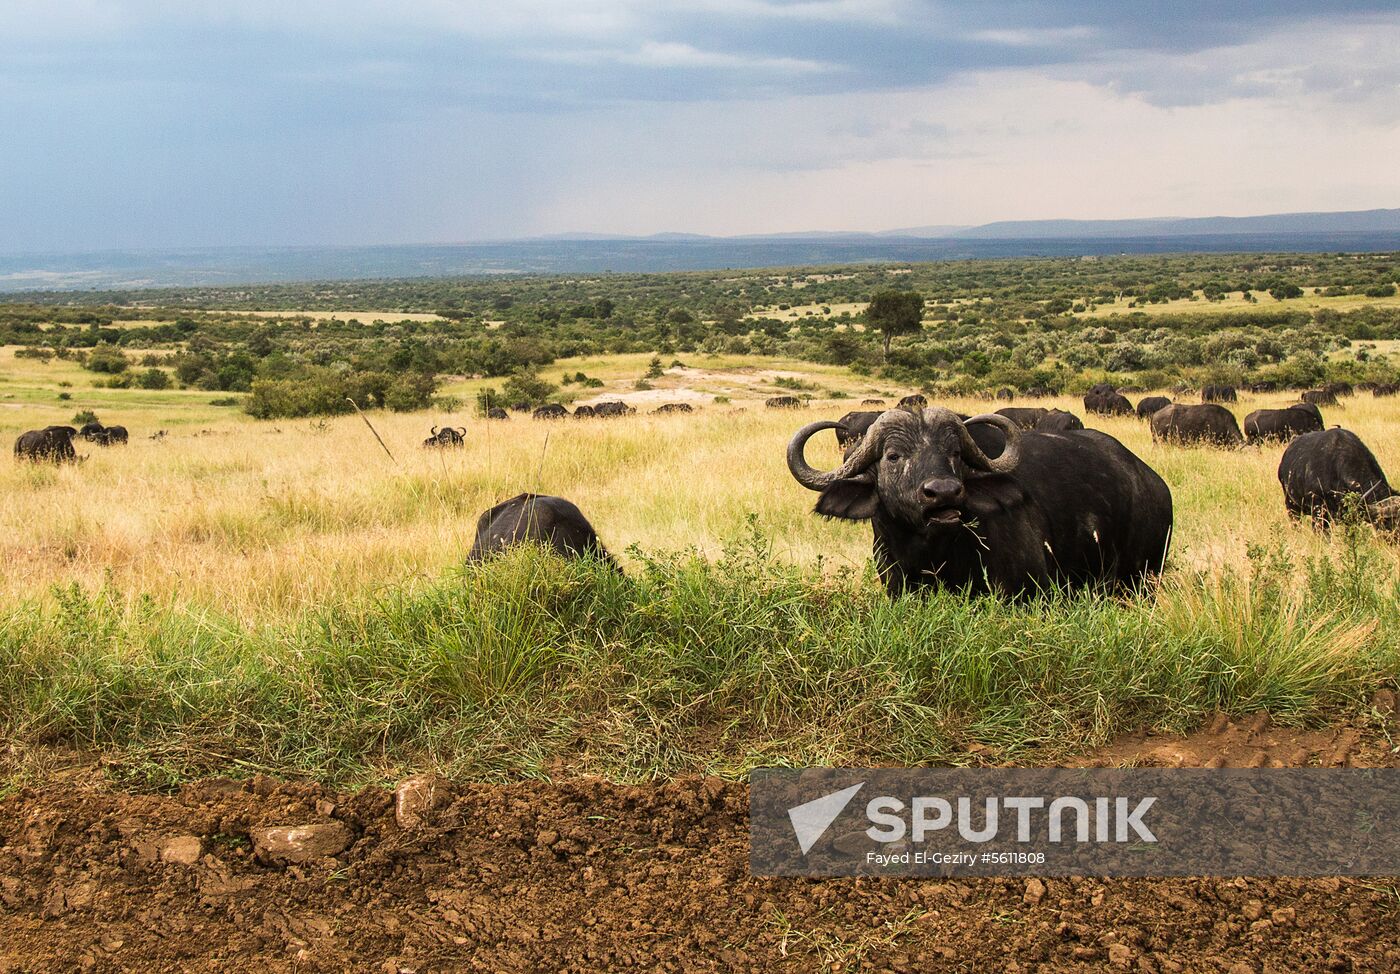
14;426;79;462
510;401;532;413
1244;403;1324;443
572;404;596;419
834;410;883;451
78;421;128;445
1084;383;1132;416
861;399;886;406
1136;396;1172;419
897;394;928;410
1301;389;1337;407
654;403;694;414
594;401;635;418
1322;381;1353;399
533;403;569;420
1248;381;1278;393
766;396;802;409
79;422;105;441
1035;409;1084;432
1278;429;1398;529
994;406;1047;430
1150;403;1243;447
994;388;1015;401
485;407;510;420
468;493;619;566
423;425;466;448
1201;384;1237;403
1372;383;1398;398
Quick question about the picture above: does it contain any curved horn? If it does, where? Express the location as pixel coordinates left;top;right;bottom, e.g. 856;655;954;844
430;425;439;437
786;410;915;490
959;413;1022;473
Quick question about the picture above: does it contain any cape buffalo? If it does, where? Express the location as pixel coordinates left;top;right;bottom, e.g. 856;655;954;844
861;399;886;406
897;394;928;410
468;493;619;566
1301;389;1337;407
1201;384;1237;403
1278;429;1398;529
1322;381;1353;398
835;410;883;450
995;388;1015;401
1084;384;1132;416
14;426;79;462
573;404;597;419
654;403;694;414
510;401;532;412
1136;396;1172;419
79;422;105;441
1150;403;1243;447
532;403;569;420
1244;404;1324;443
594;401;635;418
786;408;1173;597
1372;383;1398;397
485;407;510;420
994;406;1048;430
766;396;802;409
1035;409;1084;432
101;425;129;445
423;425;466;448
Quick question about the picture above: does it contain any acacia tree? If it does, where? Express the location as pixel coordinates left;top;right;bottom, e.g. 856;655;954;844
866;290;925;361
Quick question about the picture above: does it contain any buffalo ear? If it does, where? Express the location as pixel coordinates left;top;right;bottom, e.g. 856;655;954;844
815;476;879;521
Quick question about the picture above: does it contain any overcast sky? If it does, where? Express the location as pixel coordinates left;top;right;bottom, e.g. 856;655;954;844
3;0;1399;251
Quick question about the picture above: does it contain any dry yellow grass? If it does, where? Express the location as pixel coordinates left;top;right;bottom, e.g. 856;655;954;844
2;343;1397;625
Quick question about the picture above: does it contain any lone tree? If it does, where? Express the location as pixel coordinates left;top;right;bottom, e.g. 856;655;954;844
866;290;925;361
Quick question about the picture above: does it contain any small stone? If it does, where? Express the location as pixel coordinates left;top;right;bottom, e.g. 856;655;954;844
1241;899;1264;920
158;835;203;866
1271;907;1296;926
1228;963;1255;974
316;799;336;817
1250;919;1272;933
250;822;352;864
1109;943;1134;967
395;775;448;830
1023;878;1046;906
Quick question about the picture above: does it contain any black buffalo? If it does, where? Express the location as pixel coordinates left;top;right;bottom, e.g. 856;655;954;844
1372;383;1398;398
1135;396;1172;419
861;398;886;406
1083;383;1132;416
485;407;510;420
573;404;597;419
1278;429;1398;529
1243;403;1324;443
594;401;635;418
468;493;619;566
1201;384;1237;403
897;394;928;410
532;403;569;420
510;401;532;413
1150;403;1243;447
1035;409;1084;432
1322;381;1353;399
14;426;79;462
994;406;1047;430
79;422;105;441
766;396;802;409
786;408;1173;597
994;388;1015;401
1301;389;1337;407
423;425;467;448
654;403;694;414
834;410;883;450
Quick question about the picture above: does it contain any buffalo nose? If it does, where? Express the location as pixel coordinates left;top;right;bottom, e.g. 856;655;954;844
921;479;965;506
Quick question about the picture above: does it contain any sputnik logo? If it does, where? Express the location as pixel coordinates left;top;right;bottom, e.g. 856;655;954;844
787;782;864;855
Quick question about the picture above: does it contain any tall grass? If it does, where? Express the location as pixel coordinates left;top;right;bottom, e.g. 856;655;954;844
2;528;1395;785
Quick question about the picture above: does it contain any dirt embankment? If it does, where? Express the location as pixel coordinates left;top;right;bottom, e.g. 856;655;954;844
2;712;1397;973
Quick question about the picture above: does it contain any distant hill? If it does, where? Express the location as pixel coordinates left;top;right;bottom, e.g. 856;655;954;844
948;208;1400;239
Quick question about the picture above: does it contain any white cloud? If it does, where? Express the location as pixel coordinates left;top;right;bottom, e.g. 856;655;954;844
533;40;827;72
968;26;1097;47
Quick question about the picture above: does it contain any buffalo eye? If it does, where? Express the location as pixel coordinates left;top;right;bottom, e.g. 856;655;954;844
884;451;901;463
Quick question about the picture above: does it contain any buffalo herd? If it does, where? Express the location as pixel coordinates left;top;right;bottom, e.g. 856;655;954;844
14;420;131;461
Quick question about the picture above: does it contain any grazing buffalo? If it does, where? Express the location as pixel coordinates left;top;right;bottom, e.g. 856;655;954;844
1301;389;1337;407
1278;429;1398;529
533;403;569;420
786;408;1173;597
79;421;105;441
594;401;635;418
14;426;79;462
654;402;694;414
1150;403;1243;447
766;396;802;409
1248;381;1278;393
468;493;619;566
1035;409;1084;432
573;404;597;419
834;410;883;451
485;407;510;420
510;401;532;413
897;394;928;410
1322;381;1353;399
861;399;886;406
1083;383;1132;416
1024;386;1052;398
1372;383;1398;397
1201;384;1238;403
994;406;1048;430
101;425;129;445
1244;403;1324;443
423;425;467;448
1136;396;1172;419
995;388;1015;401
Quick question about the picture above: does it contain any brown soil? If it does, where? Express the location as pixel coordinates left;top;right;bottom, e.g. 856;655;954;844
2;712;1397;973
